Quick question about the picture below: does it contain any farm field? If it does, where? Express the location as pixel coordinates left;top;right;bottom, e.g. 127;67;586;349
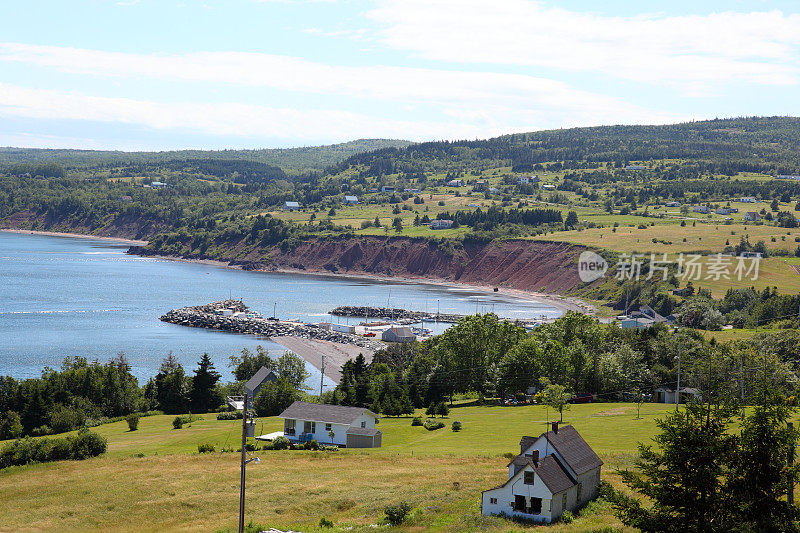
0;402;686;532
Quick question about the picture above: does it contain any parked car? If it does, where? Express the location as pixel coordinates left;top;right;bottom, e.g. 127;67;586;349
569;393;595;404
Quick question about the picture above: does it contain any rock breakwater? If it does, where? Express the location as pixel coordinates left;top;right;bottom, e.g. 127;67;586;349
160;300;383;351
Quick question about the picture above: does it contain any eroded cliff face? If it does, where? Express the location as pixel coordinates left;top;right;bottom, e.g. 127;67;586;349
269;237;586;293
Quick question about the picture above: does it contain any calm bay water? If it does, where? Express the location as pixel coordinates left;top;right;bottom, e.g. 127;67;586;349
0;232;561;386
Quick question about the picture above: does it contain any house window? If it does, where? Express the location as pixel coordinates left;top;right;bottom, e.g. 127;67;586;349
284;419;296;436
577;483;583;501
325;423;332;432
523;471;535;485
361;421;366;428
304;421;316;434
489;498;497;505
530;497;542;515
562;494;567;510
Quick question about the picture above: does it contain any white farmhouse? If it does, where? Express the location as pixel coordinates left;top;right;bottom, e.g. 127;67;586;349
481;423;602;523
278;401;382;448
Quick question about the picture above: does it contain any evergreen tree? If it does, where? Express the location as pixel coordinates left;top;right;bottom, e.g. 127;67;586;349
189;353;221;413
725;398;800;532
608;402;737;532
155;353;188;414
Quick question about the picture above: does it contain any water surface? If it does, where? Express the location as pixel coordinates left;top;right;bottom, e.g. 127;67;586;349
0;232;561;387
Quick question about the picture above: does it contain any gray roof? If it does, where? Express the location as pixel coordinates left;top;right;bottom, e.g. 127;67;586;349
244;366;276;395
535;455;576;494
484;454;575;495
519;435;537;454
279;401;378;425
346;427;381;436
543;425;603;476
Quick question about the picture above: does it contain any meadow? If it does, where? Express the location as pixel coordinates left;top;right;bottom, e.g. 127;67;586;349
0;402;684;532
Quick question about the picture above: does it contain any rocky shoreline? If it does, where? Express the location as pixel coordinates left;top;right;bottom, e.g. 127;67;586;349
160;300;384;352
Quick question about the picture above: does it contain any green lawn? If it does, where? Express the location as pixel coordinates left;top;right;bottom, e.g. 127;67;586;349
0;402;680;532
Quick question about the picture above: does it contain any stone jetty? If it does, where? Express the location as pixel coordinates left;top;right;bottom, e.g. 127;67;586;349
330;305;465;323
160;300;383;352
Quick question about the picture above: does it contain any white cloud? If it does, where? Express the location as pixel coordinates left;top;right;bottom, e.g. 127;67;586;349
367;1;800;95
0;42;679;127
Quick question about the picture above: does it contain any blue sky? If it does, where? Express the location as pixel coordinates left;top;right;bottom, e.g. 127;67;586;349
1;0;799;150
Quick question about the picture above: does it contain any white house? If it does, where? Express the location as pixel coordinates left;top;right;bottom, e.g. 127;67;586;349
693;205;710;214
740;197;757;203
446;179;464;187
482;423;603;523
283;201;300;211
343;195;359;205
381;186;395;193
654;387;701;404
278;401;382;448
744;212;761;222
665;201;681;207
430;219;453;230
517;176;530;185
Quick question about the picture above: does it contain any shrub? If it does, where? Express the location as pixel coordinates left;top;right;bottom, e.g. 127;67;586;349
560;511;574;524
48;404;86;434
272;436;291;450
173;416;184;429
0;431;107;468
304;440;320;451
424;419;445;431
197;442;215;454
451;421;462;432
384;501;412;525
172;414;199;429
411;416;423;426
126;414;140;431
216;411;243;420
319;517;334;528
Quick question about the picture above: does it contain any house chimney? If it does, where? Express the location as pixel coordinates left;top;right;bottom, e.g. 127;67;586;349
552;421;559;434
531;450;539;466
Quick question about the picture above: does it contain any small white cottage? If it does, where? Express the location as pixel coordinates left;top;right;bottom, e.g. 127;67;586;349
481;423;602;523
278;401;382;448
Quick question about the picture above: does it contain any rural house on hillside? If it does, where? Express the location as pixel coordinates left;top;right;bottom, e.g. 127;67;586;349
278;401;382;448
482;423;602;523
381;326;417;343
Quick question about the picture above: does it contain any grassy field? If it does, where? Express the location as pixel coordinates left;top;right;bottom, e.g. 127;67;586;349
0;403;685;532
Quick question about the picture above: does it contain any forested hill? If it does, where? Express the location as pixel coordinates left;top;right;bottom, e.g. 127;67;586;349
335;117;800;176
0;138;413;174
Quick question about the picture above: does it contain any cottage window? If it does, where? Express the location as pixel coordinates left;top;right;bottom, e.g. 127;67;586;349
325;423;332;432
361;421;366;428
523;471;535;485
304;421;316;434
489;498;497;505
284;419;296;436
530;497;542;515
577;483;583;501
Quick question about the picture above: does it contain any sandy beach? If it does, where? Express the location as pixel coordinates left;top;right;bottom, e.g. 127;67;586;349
0;229;148;246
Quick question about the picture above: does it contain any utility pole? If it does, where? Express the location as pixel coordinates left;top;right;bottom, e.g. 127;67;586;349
273;302;277;320
320;355;325;397
239;392;248;533
437;300;440;323
789;422;795;506
675;340;682;411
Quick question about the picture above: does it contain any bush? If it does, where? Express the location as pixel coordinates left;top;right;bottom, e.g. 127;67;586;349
384;501;412;525
0;431;107;468
216;411;243;420
48;404;86;434
197;442;215;453
411;416;423;426
560;511;574;524
303;440;320;451
451;421;462;432
272;436;291;450
126;414;140;431
424;419;445;431
172;414;199;429
319;517;334;528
